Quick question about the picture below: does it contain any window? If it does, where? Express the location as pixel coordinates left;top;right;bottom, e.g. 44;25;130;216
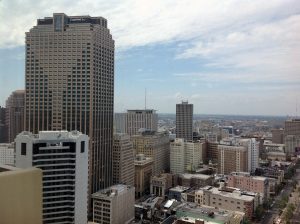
21;143;27;155
81;141;85;153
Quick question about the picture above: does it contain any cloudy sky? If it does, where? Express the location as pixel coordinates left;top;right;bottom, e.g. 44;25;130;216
0;0;299;115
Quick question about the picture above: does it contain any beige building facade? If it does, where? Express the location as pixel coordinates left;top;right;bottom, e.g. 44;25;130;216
113;133;134;186
0;165;43;224
134;154;153;198
92;185;135;224
132;130;169;175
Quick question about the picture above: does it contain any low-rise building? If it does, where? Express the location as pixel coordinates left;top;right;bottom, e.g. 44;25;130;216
174;204;245;224
92;184;135;224
195;186;256;218
178;173;213;188
169;186;190;202
227;172;270;203
134;154;153;198
150;173;173;197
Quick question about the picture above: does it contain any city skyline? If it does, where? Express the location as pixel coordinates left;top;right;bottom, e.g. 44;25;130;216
1;0;300;116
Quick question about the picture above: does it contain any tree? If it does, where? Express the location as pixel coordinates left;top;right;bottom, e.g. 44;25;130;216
255;205;264;220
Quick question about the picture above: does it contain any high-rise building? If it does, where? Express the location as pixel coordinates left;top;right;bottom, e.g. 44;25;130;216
218;145;248;175
114;113;126;133
0;165;43;224
271;129;284;144
207;141;219;164
112;133;134;186
15;131;88;224
285;119;300;136
239;138;259;173
24;13;114;192
92;185;135;224
170;138;206;174
5;90;25;143
125;109;158;136
284;119;300;156
0;143;15;166
132;130;169;175
176;101;193;141
0;106;8;143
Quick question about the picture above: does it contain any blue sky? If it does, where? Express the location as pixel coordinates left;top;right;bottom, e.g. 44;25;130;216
0;0;300;115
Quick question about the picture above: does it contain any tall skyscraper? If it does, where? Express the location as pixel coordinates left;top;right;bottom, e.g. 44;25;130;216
15;131;88;224
112;133;134;186
125;109;158;136
5;90;25;143
176;101;193;141
285;119;300;136
24;13;114;192
0;106;8;143
239;138;259;173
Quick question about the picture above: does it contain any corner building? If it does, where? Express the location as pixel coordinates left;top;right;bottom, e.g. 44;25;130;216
24;13;114;192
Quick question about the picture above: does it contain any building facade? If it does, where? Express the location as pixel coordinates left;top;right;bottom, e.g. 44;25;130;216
227;172;269;203
24;13;114;192
150;173;173;197
0;143;15;166
134;154;153;198
125;109;158;136
0;106;7;143
176;101;193;141
5;90;25;143
218;145;248;175
132;130;169;175
239;138;259;173
0;165;43;224
15;131;88;224
92;185;135;224
271;129;284;144
195;186;256;218
113;133;134;186
170;138;185;174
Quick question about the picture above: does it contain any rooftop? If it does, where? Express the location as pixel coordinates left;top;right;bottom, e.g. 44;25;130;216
180;173;212;180
170;186;190;193
92;184;132;199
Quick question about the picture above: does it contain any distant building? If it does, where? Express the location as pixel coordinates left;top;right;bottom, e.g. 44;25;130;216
176;101;193;141
126;109;158;136
218;145;248;175
15;131;88;224
5;90;25;143
227;172;270;203
132;130;169;175
195;186;256;218
113;133;134;186
285;119;300;136
0;143;15;166
170;138;206;174
134;154;153;198
114;113;126;133
0;106;7;143
271;129;284;144
150;173;173;197
285;135;300;156
0;165;42;224
238;138;259;173
207;142;218;164
92;184;135;224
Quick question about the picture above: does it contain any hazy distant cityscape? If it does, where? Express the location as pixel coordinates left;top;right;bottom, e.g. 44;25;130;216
1;1;300;224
